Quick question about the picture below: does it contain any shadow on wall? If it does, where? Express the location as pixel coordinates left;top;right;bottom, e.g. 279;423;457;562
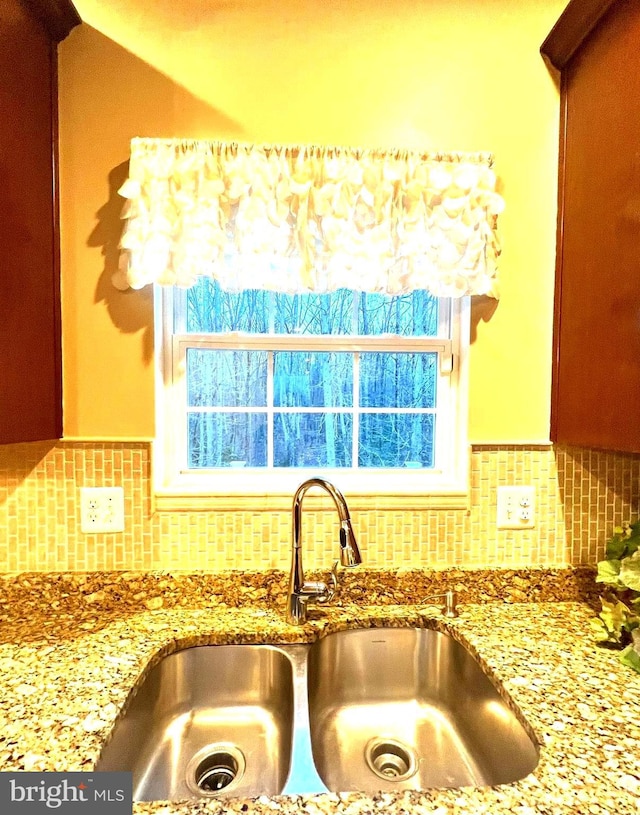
87;161;158;361
470;295;499;344
68;24;245;364
554;444;640;562
0;441;57;502
469;169;503;341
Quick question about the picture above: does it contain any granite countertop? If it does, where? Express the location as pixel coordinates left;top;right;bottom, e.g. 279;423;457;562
0;569;638;815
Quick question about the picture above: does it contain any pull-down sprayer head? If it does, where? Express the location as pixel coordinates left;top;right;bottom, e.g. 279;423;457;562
339;519;362;567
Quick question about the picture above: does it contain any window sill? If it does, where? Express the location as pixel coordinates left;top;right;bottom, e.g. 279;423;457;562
153;490;470;513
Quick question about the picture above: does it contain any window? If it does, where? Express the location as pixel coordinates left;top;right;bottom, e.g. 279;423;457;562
119;140;501;505
155;278;470;504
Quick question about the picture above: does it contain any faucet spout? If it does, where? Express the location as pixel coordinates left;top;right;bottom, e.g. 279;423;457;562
287;478;361;625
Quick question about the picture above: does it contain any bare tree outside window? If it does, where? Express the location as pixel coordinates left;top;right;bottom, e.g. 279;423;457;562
183;280;442;471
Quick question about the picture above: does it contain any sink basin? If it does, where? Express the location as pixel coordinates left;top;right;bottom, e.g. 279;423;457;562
307;627;539;792
95;644;294;800
96;627;539;800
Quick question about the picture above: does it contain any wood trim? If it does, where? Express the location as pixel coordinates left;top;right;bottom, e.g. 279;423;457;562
540;0;617;69
20;0;81;43
549;70;569;444
50;38;64;439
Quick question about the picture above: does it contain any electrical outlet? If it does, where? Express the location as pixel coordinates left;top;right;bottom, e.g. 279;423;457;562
80;487;125;533
496;486;535;529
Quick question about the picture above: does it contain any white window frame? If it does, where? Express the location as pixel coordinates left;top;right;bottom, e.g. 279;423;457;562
153;285;470;509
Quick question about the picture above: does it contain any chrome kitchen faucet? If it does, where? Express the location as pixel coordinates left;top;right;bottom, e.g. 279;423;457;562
286;478;362;625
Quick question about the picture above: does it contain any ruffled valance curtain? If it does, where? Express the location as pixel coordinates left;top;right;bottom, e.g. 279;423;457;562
115;138;504;298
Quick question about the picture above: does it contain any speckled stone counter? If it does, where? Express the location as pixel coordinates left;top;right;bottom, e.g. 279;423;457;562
0;569;638;815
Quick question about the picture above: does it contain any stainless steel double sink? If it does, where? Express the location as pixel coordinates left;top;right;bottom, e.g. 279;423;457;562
96;627;539;800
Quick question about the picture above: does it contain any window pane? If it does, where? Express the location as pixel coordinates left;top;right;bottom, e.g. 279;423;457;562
188;413;267;467
274;413;352;467
359;413;434;468
187;349;267;407
274;352;353;408
187;279;271;333
185;280;444;338
358;291;440;336
273;289;354;335
360;353;437;408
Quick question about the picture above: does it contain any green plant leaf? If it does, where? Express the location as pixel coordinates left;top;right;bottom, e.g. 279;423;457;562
597;596;631;641
591;616;614;642
606;535;628;561
619;631;640;673
619;646;640;673
623;521;640;556
596;522;640;673
619;551;640;592
596;559;623;586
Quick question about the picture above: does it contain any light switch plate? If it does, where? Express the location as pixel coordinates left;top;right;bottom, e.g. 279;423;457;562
496;486;535;529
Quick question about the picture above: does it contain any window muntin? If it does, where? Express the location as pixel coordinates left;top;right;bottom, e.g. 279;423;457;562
157;279;469;497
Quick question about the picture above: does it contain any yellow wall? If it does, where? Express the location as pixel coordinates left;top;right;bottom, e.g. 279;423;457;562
58;0;565;441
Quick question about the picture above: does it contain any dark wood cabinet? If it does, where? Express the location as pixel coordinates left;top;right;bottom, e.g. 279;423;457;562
542;0;640;453
0;0;80;443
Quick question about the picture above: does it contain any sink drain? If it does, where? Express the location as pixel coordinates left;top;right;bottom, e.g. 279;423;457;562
365;737;418;782
186;743;245;796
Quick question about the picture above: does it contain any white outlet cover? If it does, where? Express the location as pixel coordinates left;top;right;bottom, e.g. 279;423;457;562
496;486;536;530
80;487;125;533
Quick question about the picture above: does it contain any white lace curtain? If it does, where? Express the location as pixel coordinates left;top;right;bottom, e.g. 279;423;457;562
115;138;505;298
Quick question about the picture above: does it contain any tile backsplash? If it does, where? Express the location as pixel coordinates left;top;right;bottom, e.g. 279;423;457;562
0;441;639;572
